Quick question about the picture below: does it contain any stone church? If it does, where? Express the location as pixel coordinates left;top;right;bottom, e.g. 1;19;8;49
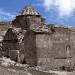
0;5;75;70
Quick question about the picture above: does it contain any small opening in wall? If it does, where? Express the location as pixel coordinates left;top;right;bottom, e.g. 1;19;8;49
66;45;71;50
60;66;65;71
66;45;71;56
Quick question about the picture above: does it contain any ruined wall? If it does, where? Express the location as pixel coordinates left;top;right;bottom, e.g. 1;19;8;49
1;5;75;70
26;15;43;29
12;15;43;30
52;27;69;58
36;33;54;69
35;27;75;70
2;28;19;60
24;30;37;66
2;25;75;69
49;27;75;70
50;27;70;69
69;30;75;66
12;16;28;29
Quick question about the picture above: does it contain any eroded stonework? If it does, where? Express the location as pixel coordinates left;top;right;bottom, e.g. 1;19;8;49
0;5;75;70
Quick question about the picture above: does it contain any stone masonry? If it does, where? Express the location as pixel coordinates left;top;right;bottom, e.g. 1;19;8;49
1;5;75;70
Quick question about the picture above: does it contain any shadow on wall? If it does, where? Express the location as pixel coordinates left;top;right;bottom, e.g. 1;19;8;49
24;30;37;66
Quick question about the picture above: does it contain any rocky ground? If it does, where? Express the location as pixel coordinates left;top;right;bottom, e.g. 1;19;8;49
0;66;55;75
0;57;75;75
0;66;75;75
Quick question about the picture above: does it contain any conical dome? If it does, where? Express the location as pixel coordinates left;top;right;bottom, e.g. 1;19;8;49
18;5;40;16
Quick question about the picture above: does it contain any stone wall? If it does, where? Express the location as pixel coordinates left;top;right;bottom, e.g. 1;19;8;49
24;30;37;66
2;5;75;70
2;28;19;59
35;27;75;70
2;24;75;70
12;15;44;30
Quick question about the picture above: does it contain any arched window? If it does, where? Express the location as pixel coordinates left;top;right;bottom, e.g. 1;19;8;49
66;45;71;58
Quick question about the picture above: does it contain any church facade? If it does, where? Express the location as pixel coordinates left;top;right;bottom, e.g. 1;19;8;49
1;5;75;70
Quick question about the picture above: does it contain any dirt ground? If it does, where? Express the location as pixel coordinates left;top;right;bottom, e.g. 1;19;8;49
47;70;75;75
0;66;75;75
0;66;54;75
0;65;30;75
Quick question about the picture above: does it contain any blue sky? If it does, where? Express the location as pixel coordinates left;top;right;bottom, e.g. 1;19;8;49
0;0;75;26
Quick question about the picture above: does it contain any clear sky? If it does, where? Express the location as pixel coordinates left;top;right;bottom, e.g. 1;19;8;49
0;0;75;26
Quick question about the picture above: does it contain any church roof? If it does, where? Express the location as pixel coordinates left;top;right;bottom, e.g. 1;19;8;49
18;5;40;16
